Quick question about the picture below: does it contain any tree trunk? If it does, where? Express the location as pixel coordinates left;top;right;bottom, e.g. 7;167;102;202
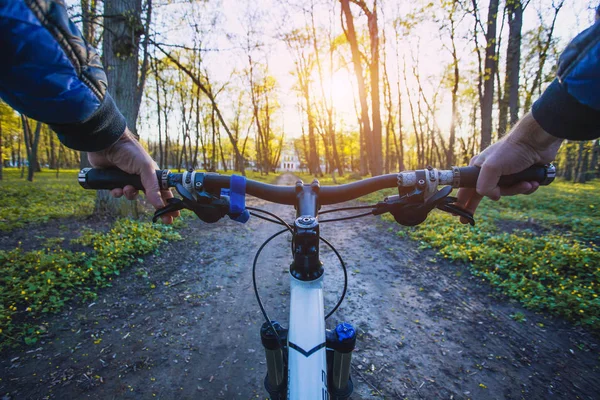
305;87;319;175
393;23;405;171
562;142;575;180
575;141;588;183
101;0;148;217
341;0;373;176
211;106;217;171
0;114;3;180
480;0;500;151
20;116;42;182
588;140;599;180
80;0;98;170
81;0;99;47
103;0;143;134
447;1;460;167
49;129;57;169
366;0;383;175
499;0;523;138
152;57;164;168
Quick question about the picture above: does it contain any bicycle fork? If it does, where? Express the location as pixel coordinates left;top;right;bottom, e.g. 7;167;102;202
260;320;356;400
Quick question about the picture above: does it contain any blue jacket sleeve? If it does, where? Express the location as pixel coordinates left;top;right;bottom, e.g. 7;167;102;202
532;18;600;140
0;0;126;151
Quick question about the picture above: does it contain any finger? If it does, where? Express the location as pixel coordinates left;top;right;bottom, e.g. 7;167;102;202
160;189;180;218
161;215;174;224
111;188;124;198
140;167;164;210
456;187;475;208
123;185;139;201
460;216;472;224
464;191;485;214
161;189;174;200
499;181;539;196
525;181;540;195
455;188;484;225
476;163;502;199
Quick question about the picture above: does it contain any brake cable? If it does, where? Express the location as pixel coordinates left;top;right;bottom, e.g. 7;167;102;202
251;209;351;367
252;228;289;365
318;204;377;215
246;206;294;231
249;212;287;226
319;211;375;223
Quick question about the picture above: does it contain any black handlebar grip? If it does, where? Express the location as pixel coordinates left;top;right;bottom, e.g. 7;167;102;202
458;164;556;188
78;167;161;191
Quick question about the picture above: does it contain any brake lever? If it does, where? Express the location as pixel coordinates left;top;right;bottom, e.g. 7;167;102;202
152;198;186;223
435;197;475;226
152;182;229;223
374;186;475;227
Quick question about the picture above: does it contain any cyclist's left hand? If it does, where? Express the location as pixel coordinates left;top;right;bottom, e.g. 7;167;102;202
87;127;179;224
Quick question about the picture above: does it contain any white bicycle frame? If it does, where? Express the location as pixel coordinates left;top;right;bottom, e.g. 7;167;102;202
287;274;327;399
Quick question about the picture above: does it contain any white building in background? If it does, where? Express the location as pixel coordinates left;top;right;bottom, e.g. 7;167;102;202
280;145;302;172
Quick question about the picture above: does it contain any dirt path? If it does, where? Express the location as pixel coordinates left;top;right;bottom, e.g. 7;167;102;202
1;173;599;399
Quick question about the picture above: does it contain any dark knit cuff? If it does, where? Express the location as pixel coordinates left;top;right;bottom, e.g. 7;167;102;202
50;92;127;151
532;79;600;141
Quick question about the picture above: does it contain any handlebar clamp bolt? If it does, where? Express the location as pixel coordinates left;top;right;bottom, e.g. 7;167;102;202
295;216;318;229
311;179;320;192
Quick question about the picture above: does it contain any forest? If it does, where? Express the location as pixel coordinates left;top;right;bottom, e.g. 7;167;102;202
1;1;600;398
1;0;598;183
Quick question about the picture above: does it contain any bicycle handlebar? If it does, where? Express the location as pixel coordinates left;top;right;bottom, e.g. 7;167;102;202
79;164;555;206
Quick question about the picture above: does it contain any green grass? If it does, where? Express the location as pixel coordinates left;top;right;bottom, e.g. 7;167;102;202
397;179;600;329
0;168;279;233
0;168;95;231
0;219;181;348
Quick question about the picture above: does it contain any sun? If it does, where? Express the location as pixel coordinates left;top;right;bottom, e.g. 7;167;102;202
312;68;356;119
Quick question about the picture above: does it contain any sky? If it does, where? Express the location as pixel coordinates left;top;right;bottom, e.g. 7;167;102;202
67;0;599;143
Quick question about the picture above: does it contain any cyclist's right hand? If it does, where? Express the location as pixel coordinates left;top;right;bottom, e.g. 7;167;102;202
456;112;563;223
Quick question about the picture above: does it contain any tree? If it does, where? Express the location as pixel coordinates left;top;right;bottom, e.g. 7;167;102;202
0;109;3;180
307;1;343;176
340;0;383;176
103;0;151;136
522;0;564;111
498;0;526;137
440;0;462;167
155;45;246;175
283;28;321;175
99;0;153;215
79;0;100;169
20;115;42;182
476;0;500;151
340;0;373;176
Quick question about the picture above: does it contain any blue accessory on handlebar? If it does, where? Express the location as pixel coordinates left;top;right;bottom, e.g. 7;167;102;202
223;174;250;223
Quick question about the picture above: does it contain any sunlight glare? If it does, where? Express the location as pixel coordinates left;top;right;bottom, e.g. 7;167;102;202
325;69;355;118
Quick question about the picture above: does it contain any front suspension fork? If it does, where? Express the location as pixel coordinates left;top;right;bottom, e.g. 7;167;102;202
260;321;356;400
